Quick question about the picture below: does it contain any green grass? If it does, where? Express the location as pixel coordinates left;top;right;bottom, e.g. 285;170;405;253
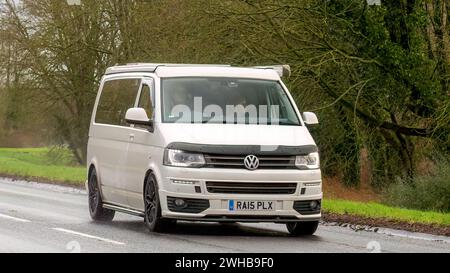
0;147;85;186
324;199;450;226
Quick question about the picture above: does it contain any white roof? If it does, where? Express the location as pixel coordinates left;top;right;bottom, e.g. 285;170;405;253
156;66;280;80
104;63;286;80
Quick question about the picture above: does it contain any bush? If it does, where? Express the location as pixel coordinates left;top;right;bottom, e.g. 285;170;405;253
384;161;450;212
45;145;79;166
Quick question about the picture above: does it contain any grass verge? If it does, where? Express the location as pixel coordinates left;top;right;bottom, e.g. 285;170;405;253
323;199;450;236
0;147;85;187
323;199;450;226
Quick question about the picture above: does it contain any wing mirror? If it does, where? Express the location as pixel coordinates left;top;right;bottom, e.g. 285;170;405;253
302;112;319;125
125;108;154;131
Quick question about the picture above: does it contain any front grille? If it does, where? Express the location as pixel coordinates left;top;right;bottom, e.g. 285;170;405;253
204;154;296;169
167;197;210;214
293;200;321;215
206;182;297;194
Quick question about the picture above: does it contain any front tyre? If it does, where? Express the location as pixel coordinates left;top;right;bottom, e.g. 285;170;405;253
144;174;174;233
286;221;319;236
88;169;115;221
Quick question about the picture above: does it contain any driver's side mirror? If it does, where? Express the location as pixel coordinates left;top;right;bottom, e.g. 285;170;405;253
302;112;319;125
125;108;154;131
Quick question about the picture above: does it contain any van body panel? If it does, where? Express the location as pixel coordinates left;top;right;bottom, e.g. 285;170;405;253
124;126;165;210
87;64;323;226
156;123;317;149
88;124;131;205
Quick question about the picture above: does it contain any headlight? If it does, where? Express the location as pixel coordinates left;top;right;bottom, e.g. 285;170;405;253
295;152;320;169
163;149;205;168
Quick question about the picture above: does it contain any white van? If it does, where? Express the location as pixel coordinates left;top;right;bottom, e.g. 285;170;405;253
87;64;322;236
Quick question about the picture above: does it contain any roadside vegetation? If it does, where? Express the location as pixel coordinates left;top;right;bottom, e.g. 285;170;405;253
323;199;450;227
0;147;85;186
385;161;450;213
0;1;448;182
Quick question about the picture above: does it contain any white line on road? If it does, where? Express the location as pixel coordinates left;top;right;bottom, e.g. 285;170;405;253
0;213;31;223
52;228;125;245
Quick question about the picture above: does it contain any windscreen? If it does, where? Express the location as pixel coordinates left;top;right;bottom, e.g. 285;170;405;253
161;78;300;125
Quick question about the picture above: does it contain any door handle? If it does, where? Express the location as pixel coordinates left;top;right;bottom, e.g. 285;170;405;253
129;134;135;141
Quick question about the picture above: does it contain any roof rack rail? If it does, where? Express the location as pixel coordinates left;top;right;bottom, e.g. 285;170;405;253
251;65;291;77
105;63;231;75
104;63;291;77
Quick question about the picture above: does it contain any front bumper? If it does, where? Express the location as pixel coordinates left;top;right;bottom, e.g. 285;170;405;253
156;166;323;223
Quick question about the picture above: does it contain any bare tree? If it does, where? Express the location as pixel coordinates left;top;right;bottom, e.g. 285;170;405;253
1;0;125;163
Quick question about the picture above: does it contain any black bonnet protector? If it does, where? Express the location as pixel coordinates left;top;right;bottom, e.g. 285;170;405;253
166;142;318;156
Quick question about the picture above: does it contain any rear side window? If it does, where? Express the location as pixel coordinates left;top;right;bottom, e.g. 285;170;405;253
95;78;141;126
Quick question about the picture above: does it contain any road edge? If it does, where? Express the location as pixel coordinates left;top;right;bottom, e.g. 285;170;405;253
0;173;84;189
322;211;450;237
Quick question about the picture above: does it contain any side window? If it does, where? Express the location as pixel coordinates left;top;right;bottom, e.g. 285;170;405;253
95;78;141;126
138;84;154;119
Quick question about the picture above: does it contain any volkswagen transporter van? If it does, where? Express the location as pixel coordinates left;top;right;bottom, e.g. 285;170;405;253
87;64;322;236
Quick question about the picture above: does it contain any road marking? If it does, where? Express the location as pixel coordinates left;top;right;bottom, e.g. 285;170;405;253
52;228;125;245
0;213;31;223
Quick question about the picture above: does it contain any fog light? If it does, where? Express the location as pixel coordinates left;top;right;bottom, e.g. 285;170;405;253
310;200;319;210
174;198;187;208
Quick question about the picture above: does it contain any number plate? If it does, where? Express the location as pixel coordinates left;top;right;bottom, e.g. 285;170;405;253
228;200;275;211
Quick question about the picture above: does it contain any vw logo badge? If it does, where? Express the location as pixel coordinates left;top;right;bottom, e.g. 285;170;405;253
244;155;260;170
